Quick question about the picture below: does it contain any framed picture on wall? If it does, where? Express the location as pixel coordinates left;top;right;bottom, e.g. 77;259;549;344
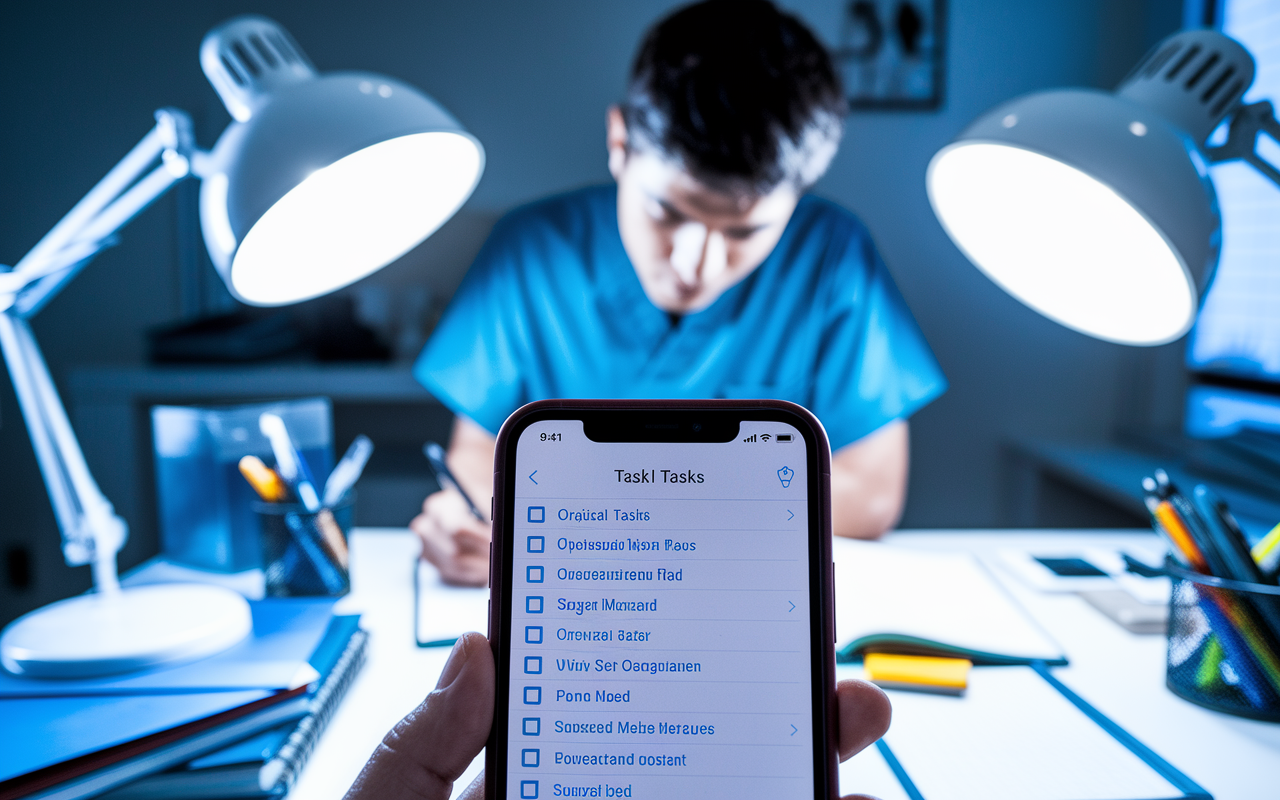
834;0;946;110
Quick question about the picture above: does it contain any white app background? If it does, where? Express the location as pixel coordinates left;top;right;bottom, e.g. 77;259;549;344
506;421;813;800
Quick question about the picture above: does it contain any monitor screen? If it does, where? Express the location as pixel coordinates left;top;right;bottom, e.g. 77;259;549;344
1186;0;1280;383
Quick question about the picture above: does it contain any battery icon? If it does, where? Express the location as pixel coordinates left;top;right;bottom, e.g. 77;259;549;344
776;434;793;442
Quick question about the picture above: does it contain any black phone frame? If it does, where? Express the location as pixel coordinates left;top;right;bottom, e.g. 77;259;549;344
484;398;837;799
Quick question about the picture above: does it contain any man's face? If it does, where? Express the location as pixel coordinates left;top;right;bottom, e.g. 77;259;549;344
607;108;800;314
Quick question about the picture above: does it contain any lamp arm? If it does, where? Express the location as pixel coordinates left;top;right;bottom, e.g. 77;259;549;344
1203;100;1280;190
0;108;199;592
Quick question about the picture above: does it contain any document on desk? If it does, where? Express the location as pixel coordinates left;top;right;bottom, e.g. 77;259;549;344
846;664;1206;800
414;559;489;646
834;539;1066;664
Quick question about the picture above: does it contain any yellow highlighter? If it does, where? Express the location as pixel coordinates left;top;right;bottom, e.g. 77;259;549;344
864;653;972;696
1252;522;1280;578
239;455;289;502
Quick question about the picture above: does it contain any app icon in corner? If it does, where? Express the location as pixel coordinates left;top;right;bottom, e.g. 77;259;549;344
777;466;794;488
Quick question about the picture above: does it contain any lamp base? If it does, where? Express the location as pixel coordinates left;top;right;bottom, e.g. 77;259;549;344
0;584;252;678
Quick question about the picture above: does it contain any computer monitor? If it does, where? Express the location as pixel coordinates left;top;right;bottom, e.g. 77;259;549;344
1185;0;1280;438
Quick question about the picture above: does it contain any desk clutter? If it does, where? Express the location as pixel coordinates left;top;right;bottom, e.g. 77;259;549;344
1142;469;1280;721
0;600;367;800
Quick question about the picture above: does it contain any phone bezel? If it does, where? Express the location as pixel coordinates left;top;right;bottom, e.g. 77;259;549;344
485;399;837;800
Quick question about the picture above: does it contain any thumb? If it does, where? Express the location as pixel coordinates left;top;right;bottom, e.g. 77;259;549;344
345;632;494;800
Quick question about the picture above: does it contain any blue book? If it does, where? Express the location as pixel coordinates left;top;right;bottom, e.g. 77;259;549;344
0;608;359;800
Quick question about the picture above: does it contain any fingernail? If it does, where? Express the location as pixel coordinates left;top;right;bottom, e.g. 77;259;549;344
437;635;470;690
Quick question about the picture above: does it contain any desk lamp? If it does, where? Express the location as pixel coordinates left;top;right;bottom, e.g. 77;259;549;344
0;15;483;677
926;29;1279;346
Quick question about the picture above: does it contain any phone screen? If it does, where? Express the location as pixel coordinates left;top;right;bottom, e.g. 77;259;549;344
498;415;823;799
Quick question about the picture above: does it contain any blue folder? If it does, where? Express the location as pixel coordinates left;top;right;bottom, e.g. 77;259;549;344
0;598;335;697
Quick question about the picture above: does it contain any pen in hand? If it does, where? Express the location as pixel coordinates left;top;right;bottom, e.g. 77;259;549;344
423;441;486;521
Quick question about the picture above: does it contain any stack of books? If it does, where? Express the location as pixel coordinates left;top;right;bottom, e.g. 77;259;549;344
0;598;366;800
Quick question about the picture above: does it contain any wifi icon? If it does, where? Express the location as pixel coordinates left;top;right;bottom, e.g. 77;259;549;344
761;434;772;442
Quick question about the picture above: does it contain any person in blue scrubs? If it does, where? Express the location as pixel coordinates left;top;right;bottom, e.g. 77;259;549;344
412;0;946;584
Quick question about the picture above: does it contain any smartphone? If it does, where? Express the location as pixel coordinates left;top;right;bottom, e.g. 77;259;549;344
486;399;837;800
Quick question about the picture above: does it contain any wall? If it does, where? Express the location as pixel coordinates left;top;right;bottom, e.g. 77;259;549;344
0;0;1183;622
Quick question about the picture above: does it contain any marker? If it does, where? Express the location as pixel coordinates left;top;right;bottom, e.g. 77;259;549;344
239;455;288;502
323;435;373;507
260;413;322;512
1252;522;1280;580
423;441;485;521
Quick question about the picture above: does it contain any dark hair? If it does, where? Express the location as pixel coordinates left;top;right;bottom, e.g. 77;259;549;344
622;0;845;193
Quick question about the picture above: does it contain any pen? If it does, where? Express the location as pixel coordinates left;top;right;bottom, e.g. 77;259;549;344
239;455;288;502
323;435;374;507
260;413;322;512
261;413;349;567
423;441;485;521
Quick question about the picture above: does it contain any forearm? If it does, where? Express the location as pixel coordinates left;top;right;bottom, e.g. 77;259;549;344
829;420;908;540
447;416;498;511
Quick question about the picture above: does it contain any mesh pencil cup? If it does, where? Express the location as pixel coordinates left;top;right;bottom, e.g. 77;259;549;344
254;494;355;597
1163;559;1280;722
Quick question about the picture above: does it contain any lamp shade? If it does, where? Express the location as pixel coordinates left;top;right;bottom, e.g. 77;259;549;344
198;17;484;306
927;30;1255;346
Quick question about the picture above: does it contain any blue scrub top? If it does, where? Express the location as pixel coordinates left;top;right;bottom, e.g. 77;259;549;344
414;185;945;451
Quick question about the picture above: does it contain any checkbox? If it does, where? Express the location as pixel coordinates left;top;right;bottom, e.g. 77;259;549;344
526;596;543;613
522;717;540;735
524;686;541;704
527;535;545;553
526;566;544;583
521;780;539;798
527;506;545;523
522;748;540;768
524;656;542;674
525;625;543;644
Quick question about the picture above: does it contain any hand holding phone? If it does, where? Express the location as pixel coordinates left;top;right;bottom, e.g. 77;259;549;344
485;400;838;799
345;633;890;800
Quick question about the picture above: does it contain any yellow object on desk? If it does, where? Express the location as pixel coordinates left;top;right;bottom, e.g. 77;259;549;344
864;653;972;696
239;455;289;502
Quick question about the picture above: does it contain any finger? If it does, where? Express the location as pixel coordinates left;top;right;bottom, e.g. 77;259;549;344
836;678;892;761
344;633;495;800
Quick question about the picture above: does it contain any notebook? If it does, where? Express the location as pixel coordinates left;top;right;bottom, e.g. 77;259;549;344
97;619;368;800
0;598;337;697
0;607;358;800
414;559;489;647
834;539;1066;665
838;662;1209;800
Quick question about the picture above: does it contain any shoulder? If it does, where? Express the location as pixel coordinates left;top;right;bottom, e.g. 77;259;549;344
489;184;615;249
767;195;880;292
786;195;875;256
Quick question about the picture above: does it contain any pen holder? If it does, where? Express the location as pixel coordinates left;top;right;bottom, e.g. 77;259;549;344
254;494;355;597
1162;559;1280;722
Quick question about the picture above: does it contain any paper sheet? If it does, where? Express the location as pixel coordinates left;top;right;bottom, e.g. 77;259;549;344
839;664;1184;800
834;539;1064;663
415;560;490;646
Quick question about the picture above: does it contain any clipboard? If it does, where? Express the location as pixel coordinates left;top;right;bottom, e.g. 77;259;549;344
853;661;1211;800
413;559;489;647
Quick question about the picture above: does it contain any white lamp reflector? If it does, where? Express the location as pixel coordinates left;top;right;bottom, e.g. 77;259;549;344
1;584;252;678
928;143;1197;345
229;131;483;305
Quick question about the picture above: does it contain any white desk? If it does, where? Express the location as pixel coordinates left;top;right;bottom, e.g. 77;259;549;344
291;529;1280;800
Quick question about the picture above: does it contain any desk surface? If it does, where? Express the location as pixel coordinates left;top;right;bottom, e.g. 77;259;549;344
292;529;1280;800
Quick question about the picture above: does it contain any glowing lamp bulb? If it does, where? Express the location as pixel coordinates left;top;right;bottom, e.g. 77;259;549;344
927;143;1197;346
229;132;483;306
